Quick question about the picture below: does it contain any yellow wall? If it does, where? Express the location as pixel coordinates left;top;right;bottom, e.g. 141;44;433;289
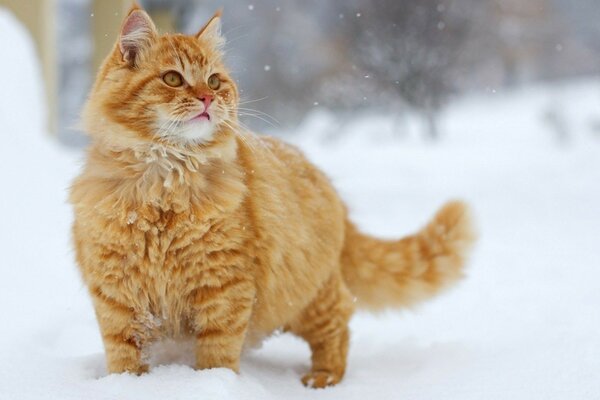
0;0;57;134
0;0;177;135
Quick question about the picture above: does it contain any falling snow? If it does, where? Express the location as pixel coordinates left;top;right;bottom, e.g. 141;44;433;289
1;7;600;400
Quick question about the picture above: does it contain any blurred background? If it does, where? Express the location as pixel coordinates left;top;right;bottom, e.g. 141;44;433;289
1;1;600;399
3;0;600;144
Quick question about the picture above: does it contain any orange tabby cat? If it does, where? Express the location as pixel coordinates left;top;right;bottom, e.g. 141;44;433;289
70;5;475;388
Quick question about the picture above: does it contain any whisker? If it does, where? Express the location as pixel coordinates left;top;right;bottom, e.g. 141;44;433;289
156;109;188;138
238;96;269;106
220;119;259;156
223;33;250;48
223;24;248;38
238;112;279;129
236;104;280;128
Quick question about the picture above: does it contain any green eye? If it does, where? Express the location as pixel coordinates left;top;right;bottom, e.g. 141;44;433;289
208;74;221;90
163;71;183;87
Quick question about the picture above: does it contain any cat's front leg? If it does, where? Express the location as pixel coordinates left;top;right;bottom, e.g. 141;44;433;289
190;275;255;372
90;286;151;375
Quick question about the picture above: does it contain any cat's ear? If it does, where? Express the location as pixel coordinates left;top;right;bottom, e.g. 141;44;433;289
119;4;157;66
196;10;225;50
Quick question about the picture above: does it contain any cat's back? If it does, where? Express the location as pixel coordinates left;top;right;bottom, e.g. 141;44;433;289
237;132;344;217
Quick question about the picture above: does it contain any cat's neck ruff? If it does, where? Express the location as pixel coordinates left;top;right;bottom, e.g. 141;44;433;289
131;137;237;175
98;128;237;165
81;130;245;215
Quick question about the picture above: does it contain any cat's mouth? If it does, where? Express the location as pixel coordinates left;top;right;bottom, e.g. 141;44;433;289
189;111;211;122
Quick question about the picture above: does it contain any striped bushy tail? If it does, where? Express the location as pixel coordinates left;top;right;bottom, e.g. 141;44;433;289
341;201;476;311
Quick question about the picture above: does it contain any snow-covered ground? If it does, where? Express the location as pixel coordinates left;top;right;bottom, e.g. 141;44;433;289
1;8;599;400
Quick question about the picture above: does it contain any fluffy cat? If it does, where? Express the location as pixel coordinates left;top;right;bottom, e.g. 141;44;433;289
70;5;476;388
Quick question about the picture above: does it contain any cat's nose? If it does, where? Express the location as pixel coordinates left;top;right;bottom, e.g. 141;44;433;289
198;95;213;110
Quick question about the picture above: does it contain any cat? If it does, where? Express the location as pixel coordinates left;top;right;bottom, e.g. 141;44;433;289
69;4;476;389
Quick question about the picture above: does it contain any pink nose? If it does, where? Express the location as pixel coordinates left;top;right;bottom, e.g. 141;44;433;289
198;95;213;110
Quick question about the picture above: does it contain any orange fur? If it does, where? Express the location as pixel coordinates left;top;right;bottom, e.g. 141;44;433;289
70;6;476;388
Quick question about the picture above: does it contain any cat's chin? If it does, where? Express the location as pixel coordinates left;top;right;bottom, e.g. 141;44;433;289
160;120;217;145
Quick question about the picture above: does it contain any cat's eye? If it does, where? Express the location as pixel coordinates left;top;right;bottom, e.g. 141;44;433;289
163;71;184;87
208;74;221;90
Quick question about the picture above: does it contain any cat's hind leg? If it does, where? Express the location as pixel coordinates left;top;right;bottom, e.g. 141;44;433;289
287;273;355;388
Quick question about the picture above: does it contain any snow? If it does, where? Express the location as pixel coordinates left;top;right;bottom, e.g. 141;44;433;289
1;8;599;400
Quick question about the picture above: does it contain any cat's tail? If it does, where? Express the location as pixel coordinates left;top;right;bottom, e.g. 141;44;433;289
341;201;476;311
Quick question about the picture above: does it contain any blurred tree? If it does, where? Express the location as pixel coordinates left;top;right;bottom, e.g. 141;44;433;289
323;0;481;139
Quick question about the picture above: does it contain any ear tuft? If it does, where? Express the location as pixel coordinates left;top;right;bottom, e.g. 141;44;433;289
196;10;225;50
119;8;157;66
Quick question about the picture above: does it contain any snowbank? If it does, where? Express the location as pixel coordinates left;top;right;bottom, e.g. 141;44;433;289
0;8;599;400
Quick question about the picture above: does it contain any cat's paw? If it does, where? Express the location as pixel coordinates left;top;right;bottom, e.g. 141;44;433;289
130;364;150;376
301;370;342;389
108;361;149;376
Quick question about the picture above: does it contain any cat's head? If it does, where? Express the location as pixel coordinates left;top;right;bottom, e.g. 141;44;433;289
83;5;238;148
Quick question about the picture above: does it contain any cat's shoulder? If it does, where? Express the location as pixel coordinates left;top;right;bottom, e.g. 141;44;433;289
239;131;307;162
